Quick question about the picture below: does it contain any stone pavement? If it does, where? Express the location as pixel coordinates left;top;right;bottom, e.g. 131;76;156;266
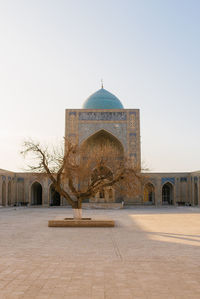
0;207;200;299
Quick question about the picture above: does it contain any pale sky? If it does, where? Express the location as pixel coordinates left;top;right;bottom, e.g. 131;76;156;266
0;0;199;172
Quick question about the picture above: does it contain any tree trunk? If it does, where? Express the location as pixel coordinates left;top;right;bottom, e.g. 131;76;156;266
72;197;82;219
73;208;82;219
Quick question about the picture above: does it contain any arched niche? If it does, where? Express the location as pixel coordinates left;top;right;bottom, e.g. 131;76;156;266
91;186;115;203
91;165;113;182
80;130;124;203
2;181;6;206
194;182;198;206
144;183;155;204
162;182;174;205
31;182;42;205
81;129;124;157
7;181;12;206
90;166;115;203
49;184;60;206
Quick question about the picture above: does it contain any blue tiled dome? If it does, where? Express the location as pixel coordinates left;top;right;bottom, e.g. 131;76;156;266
82;88;124;109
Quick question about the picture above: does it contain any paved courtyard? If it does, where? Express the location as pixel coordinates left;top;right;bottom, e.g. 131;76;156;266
0;207;200;298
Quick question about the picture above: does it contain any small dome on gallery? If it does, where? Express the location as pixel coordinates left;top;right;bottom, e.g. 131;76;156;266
82;88;124;109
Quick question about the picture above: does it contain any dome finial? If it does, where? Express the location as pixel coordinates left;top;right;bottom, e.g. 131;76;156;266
101;78;104;89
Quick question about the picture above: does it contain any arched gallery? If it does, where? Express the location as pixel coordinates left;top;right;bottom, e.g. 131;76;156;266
0;88;199;207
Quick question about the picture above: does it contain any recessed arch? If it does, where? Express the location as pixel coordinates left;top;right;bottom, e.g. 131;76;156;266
2;181;6;206
144;183;155;204
8;181;12;206
31;182;42;205
81;129;124;156
91;165;114;202
194;182;198;206
80;129;124;203
162;182;173;205
49;184;60;206
91;165;113;182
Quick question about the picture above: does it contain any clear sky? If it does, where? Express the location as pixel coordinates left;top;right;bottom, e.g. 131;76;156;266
0;0;199;172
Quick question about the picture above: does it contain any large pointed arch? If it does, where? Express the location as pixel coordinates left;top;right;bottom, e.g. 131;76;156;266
80;129;124;204
143;183;155;204
81;129;124;156
162;182;174;205
31;181;42;205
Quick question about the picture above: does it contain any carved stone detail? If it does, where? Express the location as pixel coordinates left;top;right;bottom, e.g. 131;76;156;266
69;114;76;133
129;113;136;129
79;112;126;121
129;135;136;152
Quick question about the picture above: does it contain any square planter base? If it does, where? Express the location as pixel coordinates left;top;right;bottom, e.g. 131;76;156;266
48;219;115;227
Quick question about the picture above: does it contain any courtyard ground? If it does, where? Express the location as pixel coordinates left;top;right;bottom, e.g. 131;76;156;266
0;206;200;299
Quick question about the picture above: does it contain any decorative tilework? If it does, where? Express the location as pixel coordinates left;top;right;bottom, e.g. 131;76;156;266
129;153;136;166
161;177;175;185
69;114;76;133
148;178;157;186
180;177;187;182
17;178;24;182
129;112;136;129
79;112;127;121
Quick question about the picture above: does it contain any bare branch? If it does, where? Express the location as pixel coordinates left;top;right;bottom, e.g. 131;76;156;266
21;138;146;210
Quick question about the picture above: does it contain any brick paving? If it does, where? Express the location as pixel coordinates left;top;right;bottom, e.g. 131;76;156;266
0;207;200;298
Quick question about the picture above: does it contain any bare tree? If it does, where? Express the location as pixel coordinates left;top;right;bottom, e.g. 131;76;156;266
21;139;144;218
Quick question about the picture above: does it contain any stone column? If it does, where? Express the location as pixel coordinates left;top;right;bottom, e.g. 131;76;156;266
155;179;162;206
43;178;49;206
191;178;194;206
4;179;7;206
0;177;2;205
24;179;29;205
13;177;17;205
188;176;192;205
174;178;179;205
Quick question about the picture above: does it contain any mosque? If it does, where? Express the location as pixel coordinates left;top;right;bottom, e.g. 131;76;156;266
0;87;199;207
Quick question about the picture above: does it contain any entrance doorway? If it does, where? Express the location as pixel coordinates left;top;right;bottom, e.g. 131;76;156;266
144;183;155;204
8;181;11;206
162;182;173;205
2;181;6;206
194;183;198;205
81;130;123;203
50;185;60;206
31;182;42;205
